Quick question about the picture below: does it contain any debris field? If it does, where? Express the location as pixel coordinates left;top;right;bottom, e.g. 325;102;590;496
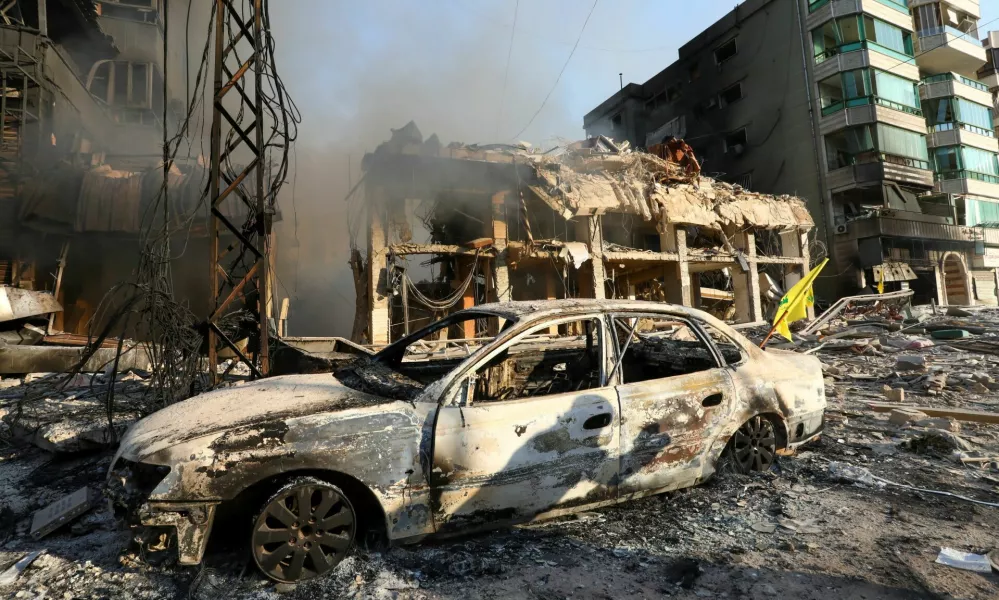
0;301;997;599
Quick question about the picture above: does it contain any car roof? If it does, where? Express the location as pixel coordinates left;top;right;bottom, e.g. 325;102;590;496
465;299;710;324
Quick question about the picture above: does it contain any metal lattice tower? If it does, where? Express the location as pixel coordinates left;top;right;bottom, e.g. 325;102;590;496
206;0;271;385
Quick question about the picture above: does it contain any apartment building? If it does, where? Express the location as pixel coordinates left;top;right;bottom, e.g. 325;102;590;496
0;0;217;334
585;0;999;307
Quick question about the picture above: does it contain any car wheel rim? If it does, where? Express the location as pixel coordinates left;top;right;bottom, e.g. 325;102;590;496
732;416;776;473
252;484;355;583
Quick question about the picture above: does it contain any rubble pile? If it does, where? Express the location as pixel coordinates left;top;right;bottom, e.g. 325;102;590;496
1;301;998;598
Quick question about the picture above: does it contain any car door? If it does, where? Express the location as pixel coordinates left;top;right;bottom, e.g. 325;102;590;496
610;312;738;496
430;314;620;533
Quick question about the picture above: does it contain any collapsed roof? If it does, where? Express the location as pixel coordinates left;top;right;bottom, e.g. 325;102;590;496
363;121;814;233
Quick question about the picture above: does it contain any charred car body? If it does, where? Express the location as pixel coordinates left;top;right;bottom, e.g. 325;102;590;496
107;299;825;583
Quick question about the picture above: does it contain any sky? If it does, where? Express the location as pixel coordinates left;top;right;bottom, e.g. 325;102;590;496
264;0;999;336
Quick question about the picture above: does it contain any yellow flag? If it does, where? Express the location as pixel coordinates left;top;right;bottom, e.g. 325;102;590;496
773;258;829;342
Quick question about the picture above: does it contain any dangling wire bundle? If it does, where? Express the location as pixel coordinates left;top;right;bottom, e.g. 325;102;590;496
405;252;480;311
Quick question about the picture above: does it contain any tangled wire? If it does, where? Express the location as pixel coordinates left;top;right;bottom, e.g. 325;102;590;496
30;0;301;441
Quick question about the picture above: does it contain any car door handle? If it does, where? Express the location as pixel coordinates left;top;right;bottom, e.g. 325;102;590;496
583;413;613;430
702;393;723;407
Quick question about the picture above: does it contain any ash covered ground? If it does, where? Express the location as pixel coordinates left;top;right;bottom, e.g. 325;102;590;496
2;308;999;599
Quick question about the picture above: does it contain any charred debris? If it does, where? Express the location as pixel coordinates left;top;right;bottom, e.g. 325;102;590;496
350;122;815;348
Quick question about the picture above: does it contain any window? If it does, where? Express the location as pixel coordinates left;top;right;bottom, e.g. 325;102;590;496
934;146;999;180
812;16;913;63
924;97;995;136
819;69;919;116
724;128;748;153
875;123;929;165
666;84;681;102
825;125;876;170
610;315;717;384
470;317;604;403
689;63;701;82
611;113;623;132
702;324;746;365
714;38;738;64
719;83;743;107
933;146;960;171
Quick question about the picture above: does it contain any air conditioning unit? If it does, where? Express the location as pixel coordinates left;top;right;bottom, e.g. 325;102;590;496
835;224;848;235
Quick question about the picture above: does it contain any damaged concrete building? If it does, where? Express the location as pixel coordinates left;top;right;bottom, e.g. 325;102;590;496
0;0;249;341
585;0;999;308
353;123;815;346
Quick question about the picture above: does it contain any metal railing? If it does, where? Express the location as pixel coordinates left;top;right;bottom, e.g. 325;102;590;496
830;150;931;171
816;40;914;64
821;94;922;116
928;121;996;138
916;25;983;47
920;72;991;92
809;0;908;14
936;169;999;184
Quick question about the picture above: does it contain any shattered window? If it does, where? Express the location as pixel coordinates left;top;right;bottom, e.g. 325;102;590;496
610;315;718;384
700;323;746;365
469;317;604;403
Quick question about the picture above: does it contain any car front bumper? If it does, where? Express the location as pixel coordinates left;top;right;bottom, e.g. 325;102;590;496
137;502;218;565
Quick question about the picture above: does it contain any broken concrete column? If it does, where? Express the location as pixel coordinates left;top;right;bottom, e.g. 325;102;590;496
491;191;512;303
367;185;391;346
575;216;606;299
732;231;763;323
660;224;692;306
780;229;813;319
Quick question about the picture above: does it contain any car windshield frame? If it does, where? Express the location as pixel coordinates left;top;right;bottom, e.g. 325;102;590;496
372;309;519;369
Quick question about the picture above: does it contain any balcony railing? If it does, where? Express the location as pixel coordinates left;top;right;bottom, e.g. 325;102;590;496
832;150;931;171
916;26;983;47
821;94;923;117
808;0;909;13
816;40;915;65
929;121;997;138
920;72;991;92
936;169;999;184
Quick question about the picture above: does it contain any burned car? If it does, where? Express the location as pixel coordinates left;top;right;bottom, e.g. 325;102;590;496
107;299;825;583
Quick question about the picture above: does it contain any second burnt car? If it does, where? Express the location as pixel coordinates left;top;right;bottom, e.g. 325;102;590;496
107;299;825;583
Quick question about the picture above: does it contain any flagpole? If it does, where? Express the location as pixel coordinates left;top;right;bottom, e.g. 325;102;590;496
759;274;817;349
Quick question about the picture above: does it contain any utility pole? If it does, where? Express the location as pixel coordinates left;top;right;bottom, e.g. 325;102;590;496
206;0;270;386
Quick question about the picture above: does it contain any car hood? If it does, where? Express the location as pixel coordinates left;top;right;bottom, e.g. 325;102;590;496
117;374;394;463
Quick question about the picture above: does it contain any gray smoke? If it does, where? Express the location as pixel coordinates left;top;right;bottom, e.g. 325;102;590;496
266;0;587;336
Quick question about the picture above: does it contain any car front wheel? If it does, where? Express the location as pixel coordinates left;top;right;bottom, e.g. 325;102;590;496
729;415;777;473
251;477;356;583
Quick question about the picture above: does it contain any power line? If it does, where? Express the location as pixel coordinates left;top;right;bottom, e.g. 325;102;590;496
495;0;519;138
509;0;599;141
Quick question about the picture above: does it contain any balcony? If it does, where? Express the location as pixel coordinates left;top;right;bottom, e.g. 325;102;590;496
819;98;926;136
827;153;935;191
936;170;999;197
915;27;987;77
807;0;913;32
815;44;920;82
927;122;999;152
978;65;999;90
920;72;994;105
842;213;976;242
909;0;980;19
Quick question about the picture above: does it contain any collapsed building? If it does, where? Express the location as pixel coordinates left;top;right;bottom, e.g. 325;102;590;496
0;1;275;375
352;123;817;346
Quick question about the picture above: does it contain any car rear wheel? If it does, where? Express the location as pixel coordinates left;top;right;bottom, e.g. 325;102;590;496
730;416;777;473
251;477;356;583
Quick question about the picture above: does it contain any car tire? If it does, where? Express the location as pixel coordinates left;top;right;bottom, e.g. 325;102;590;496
250;476;357;584
724;415;778;474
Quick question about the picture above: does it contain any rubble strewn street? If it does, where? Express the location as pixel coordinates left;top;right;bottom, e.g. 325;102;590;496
1;303;997;599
